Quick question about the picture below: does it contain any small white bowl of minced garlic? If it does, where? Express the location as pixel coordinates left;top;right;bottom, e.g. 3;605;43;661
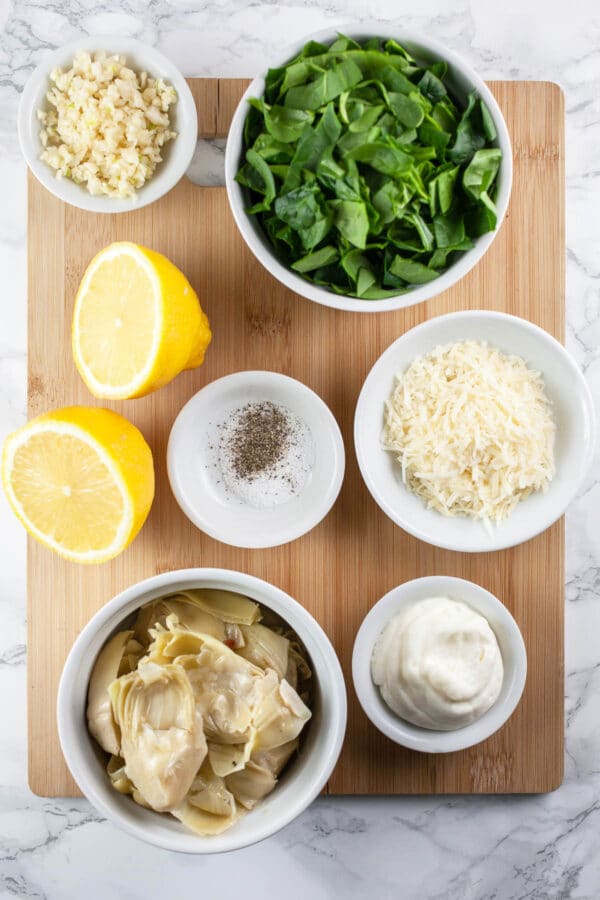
352;576;527;753
18;37;197;213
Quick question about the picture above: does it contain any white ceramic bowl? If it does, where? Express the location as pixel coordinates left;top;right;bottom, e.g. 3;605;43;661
225;25;512;313
354;310;596;552
167;371;345;548
18;36;197;213
57;567;347;854
352;575;526;753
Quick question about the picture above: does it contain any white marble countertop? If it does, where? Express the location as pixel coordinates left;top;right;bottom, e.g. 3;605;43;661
1;1;599;897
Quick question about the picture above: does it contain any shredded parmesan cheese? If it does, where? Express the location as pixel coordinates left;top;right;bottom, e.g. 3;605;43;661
383;341;556;525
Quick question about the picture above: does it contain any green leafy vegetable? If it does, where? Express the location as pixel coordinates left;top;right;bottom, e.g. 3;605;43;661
292;245;339;272
388;256;440;284
330;199;370;249
463;148;502;200
447;94;493;165
274;183;332;250
236;34;503;299
260;102;315;142
284;58;363;109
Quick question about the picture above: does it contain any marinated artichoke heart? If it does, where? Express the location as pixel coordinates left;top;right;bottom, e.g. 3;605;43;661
171;760;241;837
252;669;311;750
237;623;289;678
107;754;133;794
106;755;152;808
225;739;299;810
87;630;134;755
87;589;313;837
176;589;261;626
109;661;207;812
167;632;267;744
134;597;227;646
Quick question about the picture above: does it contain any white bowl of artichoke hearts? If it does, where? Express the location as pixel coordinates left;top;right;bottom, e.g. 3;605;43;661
57;569;347;853
354;310;596;552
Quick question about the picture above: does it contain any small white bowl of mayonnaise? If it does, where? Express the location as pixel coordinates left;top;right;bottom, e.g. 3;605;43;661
352;576;527;753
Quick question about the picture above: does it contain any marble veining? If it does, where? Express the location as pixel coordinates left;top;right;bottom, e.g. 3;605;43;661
1;1;600;897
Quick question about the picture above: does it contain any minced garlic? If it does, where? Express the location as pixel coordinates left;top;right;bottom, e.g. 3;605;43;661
38;50;177;198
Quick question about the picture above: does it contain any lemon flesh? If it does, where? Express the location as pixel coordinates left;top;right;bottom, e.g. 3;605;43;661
76;252;157;392
73;242;211;400
2;407;155;564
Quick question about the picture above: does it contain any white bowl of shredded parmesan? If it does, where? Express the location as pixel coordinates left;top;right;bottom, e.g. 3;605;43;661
18;37;198;212
354;311;596;552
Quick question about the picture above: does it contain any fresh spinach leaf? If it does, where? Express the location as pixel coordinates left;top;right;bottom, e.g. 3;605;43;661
462;147;502;200
418;120;450;156
237;34;504;299
347;140;413;176
418;70;447;102
433;211;466;248
428;164;459;216
341;248;371;280
372;180;414;223
428;238;473;268
389;256;440;284
465;201;497;236
388;92;424;127
283;102;342;192
430;61;447;80
251;132;294;163
357;266;377;295
404;211;435;251
348;103;385;133
263;104;315;142
274;184;332;250
330;199;370;249
480;101;497;142
379;65;414;94
447;91;488;164
432;97;458;131
284;58;363;109
236;148;276;213
292;245;339;272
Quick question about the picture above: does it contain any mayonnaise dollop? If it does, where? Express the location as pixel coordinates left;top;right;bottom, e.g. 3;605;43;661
371;597;504;731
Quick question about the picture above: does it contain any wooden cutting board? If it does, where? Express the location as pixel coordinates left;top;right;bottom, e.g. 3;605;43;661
27;79;564;797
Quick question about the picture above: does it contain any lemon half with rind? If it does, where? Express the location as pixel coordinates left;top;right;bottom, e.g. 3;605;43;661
72;242;211;400
1;407;154;564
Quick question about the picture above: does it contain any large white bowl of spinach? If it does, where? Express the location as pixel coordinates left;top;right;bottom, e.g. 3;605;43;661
225;28;512;312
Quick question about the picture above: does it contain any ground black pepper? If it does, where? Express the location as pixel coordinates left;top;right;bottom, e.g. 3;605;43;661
216;399;314;508
225;401;292;479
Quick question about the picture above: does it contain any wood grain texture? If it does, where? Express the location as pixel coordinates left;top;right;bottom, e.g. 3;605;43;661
27;79;565;797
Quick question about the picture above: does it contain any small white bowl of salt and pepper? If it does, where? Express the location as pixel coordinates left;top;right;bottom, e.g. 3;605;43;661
167;371;345;548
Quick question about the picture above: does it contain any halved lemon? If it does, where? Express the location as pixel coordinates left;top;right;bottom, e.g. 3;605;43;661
1;407;155;564
72;242;212;400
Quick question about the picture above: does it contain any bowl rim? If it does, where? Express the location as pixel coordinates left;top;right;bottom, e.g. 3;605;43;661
224;24;513;313
17;35;198;213
354;309;597;552
166;370;346;548
57;567;348;854
352;575;527;753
